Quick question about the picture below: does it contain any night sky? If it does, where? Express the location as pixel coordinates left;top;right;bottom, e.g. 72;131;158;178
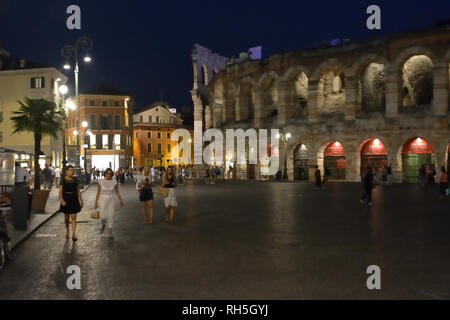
0;0;449;118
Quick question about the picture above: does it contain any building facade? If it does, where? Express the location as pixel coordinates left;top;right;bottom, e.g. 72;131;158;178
192;26;450;182
0;46;68;168
133;103;193;168
65;86;134;171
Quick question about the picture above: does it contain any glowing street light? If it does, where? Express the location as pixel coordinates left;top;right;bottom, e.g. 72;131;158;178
277;132;292;180
83;55;92;63
81;121;88;128
63;63;71;70
58;84;68;95
65;99;76;111
73;130;78;136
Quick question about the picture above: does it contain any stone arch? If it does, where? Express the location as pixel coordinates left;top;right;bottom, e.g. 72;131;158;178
397;135;436;183
392;47;436;108
312;59;346;112
257;71;280;119
282;65;310;119
292;141;310;180
316;139;347;180
351;54;388;112
236;76;255;121
356;137;390;178
310;58;343;81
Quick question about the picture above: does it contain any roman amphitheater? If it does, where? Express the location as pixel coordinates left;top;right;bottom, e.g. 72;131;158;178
191;25;450;183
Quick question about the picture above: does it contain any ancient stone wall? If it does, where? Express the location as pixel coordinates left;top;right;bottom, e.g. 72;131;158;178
192;26;450;182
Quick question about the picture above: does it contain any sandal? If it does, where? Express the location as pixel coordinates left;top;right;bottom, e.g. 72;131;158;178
72;236;78;242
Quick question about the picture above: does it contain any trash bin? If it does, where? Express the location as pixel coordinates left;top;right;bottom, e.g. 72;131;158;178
11;185;31;229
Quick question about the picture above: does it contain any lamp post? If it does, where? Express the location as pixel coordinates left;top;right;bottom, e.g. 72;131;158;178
276;132;291;180
81;121;89;183
61;37;93;180
58;84;69;174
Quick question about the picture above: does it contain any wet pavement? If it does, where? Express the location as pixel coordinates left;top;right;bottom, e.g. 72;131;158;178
0;180;449;300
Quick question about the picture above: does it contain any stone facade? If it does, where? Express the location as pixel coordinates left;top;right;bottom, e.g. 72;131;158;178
192;26;450;182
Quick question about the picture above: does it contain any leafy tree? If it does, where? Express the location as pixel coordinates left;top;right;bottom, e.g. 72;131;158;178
10;97;64;189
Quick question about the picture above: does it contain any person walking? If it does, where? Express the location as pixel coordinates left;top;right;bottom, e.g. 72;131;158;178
419;165;426;187
360;166;374;207
314;166;322;189
137;167;154;224
59;165;83;241
95;168;124;239
438;166;448;200
205;166;211;184
54;166;61;187
42;164;52;190
323;166;330;187
163;166;177;222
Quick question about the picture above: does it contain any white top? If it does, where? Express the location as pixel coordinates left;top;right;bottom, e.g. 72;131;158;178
54;168;61;178
136;174;152;190
100;179;117;196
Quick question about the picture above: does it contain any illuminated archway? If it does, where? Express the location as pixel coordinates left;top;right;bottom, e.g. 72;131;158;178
293;143;309;181
401;137;435;183
324;141;346;180
360;138;388;177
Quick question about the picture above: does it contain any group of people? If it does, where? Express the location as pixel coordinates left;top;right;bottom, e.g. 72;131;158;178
58;165;179;241
13;163;62;189
205;165;225;184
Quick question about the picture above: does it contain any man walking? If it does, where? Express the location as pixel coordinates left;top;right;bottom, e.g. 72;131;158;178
42;164;52;190
360;166;375;207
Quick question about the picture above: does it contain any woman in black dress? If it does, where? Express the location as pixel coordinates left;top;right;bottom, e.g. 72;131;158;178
59;166;83;241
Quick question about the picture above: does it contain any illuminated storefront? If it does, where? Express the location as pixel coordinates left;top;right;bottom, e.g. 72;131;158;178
402;137;435;183
324;141;346;180
360;138;388;177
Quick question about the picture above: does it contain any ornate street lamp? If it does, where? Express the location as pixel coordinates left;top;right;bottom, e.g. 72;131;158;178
276;132;291;180
61;37;93;181
58;84;69;174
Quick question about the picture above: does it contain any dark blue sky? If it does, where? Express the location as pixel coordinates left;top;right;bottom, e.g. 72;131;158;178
0;0;449;112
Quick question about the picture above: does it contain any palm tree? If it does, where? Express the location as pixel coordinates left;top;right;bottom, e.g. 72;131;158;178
10;97;64;190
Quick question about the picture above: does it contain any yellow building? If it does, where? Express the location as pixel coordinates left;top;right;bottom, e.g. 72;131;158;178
0;48;67;168
133;103;193;168
65;86;134;171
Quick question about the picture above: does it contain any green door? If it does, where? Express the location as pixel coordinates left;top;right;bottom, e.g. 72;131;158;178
402;154;435;183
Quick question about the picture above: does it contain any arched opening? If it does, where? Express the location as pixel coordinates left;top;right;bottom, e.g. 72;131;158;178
293;143;309;181
359;63;386;112
224;84;236;123
401;55;434;107
293;73;308;118
238;81;254;121
318;66;346;112
324;141;346;180
401;137;435;183
360;138;388;178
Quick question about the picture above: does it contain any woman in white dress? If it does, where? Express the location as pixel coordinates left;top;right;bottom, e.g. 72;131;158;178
162;166;177;222
95;168;124;239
